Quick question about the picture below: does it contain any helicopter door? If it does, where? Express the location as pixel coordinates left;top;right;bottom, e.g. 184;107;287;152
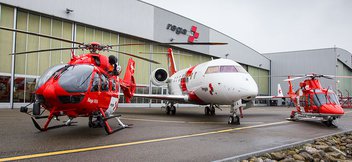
98;74;110;110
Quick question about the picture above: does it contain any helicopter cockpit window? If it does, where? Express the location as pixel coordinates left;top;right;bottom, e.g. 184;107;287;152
313;93;340;106
328;93;340;105
35;64;67;90
91;73;100;92
59;65;94;93
101;74;109;92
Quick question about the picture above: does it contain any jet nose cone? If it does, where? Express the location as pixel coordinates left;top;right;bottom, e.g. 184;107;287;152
242;74;258;100
242;84;258;100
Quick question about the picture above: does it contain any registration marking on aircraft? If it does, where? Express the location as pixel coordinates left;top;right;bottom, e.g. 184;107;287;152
121;117;264;124
0;121;291;161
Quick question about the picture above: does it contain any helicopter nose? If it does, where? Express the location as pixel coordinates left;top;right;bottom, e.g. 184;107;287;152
42;84;59;105
320;104;345;115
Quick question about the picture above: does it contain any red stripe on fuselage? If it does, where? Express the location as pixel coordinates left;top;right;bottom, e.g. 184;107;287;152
180;65;197;93
188;91;206;105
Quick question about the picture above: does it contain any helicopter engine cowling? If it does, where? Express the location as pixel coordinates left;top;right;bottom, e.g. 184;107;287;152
151;68;169;86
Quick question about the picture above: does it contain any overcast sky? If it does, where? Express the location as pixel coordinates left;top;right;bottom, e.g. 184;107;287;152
142;0;352;54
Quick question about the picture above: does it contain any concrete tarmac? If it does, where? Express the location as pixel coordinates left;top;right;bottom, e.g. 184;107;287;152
0;106;352;162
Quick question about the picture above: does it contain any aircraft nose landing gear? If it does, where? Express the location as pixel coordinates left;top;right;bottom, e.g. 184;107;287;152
228;112;240;125
228;101;242;125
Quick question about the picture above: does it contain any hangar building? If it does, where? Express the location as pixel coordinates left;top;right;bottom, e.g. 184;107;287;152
264;48;352;101
0;0;270;108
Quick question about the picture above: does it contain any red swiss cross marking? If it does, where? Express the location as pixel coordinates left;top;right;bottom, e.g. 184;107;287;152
188;26;199;43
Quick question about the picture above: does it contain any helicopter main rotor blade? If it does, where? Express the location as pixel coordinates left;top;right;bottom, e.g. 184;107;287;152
284;77;304;81
138;52;168;54
159;42;228;45
138;51;192;57
109;43;145;47
0;26;83;45
109;49;160;64
10;47;81;55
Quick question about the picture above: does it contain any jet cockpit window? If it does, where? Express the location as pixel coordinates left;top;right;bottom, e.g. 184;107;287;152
205;66;220;74
59;65;94;93
235;66;248;73
206;65;248;74
35;64;67;90
220;65;238;72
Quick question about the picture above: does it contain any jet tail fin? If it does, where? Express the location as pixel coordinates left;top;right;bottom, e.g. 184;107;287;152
167;48;177;76
277;84;284;97
287;76;295;98
121;58;136;103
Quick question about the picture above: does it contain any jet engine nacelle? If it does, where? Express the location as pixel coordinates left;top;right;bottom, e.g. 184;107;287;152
151;68;169;86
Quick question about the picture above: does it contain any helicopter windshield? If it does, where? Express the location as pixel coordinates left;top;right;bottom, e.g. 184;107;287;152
313;92;340;107
35;64;67;90
58;65;94;93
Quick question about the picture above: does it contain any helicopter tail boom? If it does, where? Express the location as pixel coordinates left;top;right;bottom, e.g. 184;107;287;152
121;58;136;103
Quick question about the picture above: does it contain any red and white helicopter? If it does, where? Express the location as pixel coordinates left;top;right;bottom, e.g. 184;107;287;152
283;74;346;127
1;26;227;134
133;48;259;125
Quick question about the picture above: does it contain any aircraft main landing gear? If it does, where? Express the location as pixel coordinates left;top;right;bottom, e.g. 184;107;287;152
204;105;216;116
165;102;176;115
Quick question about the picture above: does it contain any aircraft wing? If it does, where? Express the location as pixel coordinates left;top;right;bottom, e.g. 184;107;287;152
256;84;287;99
133;94;188;103
255;95;291;99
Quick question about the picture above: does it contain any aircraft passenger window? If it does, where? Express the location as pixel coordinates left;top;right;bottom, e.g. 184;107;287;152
91;73;100;92
220;66;238;72
205;66;219;74
101;74;109;92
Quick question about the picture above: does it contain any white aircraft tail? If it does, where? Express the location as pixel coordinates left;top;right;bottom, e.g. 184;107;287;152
277;84;284;97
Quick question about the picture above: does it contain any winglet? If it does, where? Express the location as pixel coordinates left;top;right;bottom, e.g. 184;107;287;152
167;48;177;76
120;58;136;103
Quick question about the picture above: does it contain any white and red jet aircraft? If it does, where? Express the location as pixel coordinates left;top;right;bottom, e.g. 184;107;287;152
133;48;259;124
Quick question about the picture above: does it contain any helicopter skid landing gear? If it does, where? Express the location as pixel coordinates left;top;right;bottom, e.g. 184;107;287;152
98;108;131;135
322;117;338;127
30;107;76;131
